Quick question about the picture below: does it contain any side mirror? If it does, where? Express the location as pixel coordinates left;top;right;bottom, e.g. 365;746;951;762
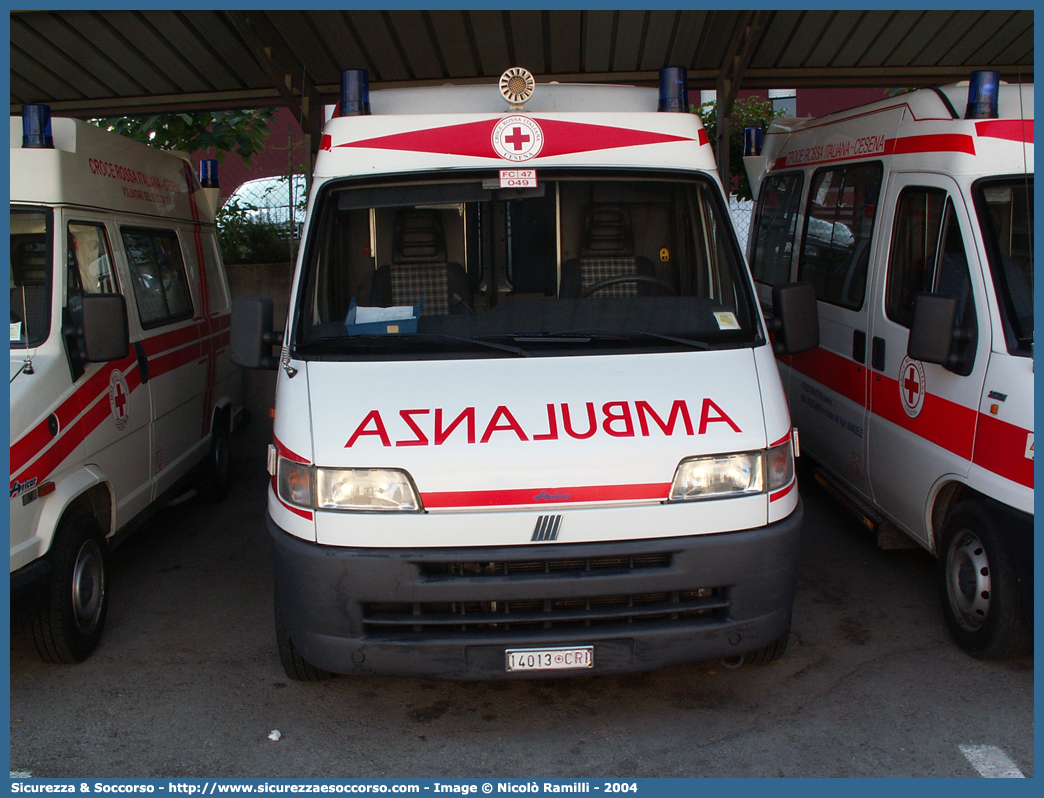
771;282;820;355
231;296;282;370
80;294;130;363
908;293;959;368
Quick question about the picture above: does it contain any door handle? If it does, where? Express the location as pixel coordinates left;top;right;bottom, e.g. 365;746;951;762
871;337;886;372
134;341;150;385
852;330;866;364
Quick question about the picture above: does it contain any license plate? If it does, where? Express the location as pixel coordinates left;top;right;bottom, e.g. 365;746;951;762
505;646;594;672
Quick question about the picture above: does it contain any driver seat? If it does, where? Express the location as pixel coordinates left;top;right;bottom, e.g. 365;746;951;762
559;205;657;298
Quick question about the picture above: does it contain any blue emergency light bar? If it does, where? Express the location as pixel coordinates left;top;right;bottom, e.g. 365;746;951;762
340;69;371;117
965;70;1000;120
199;159;219;189
744;126;763;156
22;104;54;149
658;67;689;113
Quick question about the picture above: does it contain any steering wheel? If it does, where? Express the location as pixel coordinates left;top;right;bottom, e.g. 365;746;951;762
580;274;678;298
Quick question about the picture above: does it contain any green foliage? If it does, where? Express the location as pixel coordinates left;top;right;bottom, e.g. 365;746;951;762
215;197;294;265
696;96;785;200
90;109;275;165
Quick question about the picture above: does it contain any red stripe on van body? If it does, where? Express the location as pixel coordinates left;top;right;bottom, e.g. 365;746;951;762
335;119;694;160
788;347;867;407
976;119;1034;144
10;358;143;493
888;133;975;156
973;414;1034;489
773;133;977;170
786;346;972;457
10;316;229;489
422;482;671;509
787;351;1030;489
869;371;976;461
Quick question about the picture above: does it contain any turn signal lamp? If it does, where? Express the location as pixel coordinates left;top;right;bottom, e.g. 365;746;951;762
340;69;371;117
658;67;689;113
966;70;1000;119
22;104;54;149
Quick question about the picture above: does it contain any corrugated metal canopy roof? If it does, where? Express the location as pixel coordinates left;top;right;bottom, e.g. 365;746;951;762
11;9;1034;141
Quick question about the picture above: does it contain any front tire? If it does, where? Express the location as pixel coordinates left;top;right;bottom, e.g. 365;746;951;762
746;620;791;665
198;414;232;503
30;509;108;663
938;501;1031;660
274;593;333;681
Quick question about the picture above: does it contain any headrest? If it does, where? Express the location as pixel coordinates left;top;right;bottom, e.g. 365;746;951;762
392;209;447;264
11;237;48;285
581;204;634;258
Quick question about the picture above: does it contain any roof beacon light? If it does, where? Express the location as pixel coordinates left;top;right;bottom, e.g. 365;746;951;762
22;104;54;149
199;159;219;189
966;70;1000;119
500;67;535;109
198;159;221;216
744;126;763;157
340;69;371;117
658;67;689;113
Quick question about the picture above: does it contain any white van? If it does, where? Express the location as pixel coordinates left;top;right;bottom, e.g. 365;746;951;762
744;73;1033;658
10;106;242;662
233;67;819;680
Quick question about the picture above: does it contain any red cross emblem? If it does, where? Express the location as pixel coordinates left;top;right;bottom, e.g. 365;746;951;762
899;356;926;418
108;369;131;431
491;115;544;162
503;126;531;151
903;364;920;405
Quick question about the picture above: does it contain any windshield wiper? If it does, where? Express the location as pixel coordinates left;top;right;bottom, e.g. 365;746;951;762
508;329;711;350
303;332;530;357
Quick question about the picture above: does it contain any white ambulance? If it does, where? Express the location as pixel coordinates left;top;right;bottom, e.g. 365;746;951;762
10;106;242;662
232;66;819;681
744;73;1033;659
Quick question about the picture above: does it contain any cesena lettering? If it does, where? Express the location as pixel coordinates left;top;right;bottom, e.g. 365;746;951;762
345;399;741;448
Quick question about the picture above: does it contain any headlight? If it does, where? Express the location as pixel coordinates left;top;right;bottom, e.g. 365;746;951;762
669;439;793;502
316;467;421;512
670;453;764;501
277;459;422;512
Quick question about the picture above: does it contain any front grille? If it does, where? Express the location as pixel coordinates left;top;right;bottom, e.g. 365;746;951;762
420;552;671;578
362;587;728;635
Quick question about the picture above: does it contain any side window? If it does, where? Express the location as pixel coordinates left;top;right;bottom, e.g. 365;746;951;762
68;222;118;297
750;171;803;287
203;235;230;313
121;228;194;328
885;188;945;327
798;163;882;310
886;189;977;373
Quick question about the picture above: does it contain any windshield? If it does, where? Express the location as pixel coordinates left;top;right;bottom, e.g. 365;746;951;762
974;177;1033;356
293;171;759;358
10;207;53;349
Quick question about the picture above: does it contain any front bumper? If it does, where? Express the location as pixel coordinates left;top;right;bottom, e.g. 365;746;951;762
268;500;803;679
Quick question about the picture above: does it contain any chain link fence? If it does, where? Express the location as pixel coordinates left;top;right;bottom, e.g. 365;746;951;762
729;196;754;258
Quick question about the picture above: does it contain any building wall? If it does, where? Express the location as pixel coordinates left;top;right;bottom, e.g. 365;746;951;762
191;107;309;202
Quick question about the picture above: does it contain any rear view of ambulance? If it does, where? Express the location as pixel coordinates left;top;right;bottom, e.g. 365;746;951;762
745;73;1033;658
10;106;241;662
233;67;819;680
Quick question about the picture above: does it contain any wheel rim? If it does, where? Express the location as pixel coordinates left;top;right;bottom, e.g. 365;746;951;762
945;528;991;633
71;539;105;635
